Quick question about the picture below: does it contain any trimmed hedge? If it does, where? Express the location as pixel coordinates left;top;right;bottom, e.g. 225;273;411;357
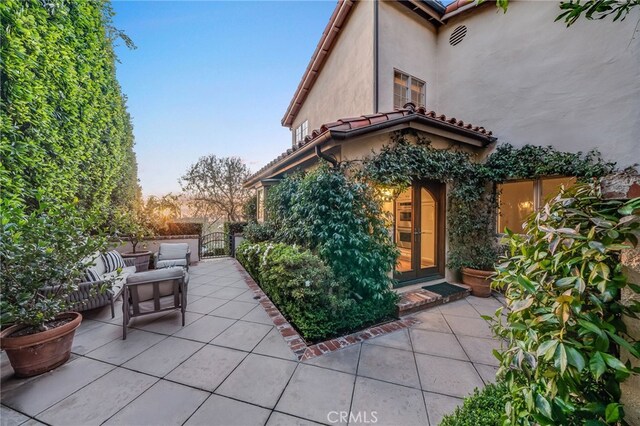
154;222;203;236
236;241;398;342
223;221;247;255
439;383;507;426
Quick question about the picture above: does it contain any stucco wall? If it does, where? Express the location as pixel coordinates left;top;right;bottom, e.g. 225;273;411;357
290;1;374;138
377;1;438;112
436;2;640;168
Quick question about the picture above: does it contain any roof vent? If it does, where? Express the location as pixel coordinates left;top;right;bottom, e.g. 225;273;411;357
449;25;467;46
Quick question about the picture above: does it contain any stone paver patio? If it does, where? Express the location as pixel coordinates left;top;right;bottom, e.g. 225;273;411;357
1;258;504;426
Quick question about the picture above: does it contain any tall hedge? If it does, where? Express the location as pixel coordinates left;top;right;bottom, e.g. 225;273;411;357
0;0;137;217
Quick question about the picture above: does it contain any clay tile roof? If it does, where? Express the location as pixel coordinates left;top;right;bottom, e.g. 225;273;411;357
444;0;474;14
245;103;495;186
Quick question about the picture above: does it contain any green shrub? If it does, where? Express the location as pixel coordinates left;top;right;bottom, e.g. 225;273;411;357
243;221;276;243
223;221;247;254
440;383;508;426
267;163;398;298
236;241;397;341
490;182;640;425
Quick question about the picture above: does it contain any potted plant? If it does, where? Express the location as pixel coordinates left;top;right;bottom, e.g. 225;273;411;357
0;200;106;377
114;207;154;272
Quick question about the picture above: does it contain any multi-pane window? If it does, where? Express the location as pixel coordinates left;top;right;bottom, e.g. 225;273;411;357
294;120;309;145
497;176;576;233
394;70;426;109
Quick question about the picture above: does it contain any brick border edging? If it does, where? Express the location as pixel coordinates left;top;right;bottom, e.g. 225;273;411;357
233;262;419;361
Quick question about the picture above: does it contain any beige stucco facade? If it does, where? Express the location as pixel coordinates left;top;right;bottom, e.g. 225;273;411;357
290;1;375;142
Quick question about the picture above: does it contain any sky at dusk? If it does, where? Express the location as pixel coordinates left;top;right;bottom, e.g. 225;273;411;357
111;1;336;196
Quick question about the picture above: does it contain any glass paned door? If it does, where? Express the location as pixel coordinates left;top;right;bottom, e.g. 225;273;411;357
394;181;444;282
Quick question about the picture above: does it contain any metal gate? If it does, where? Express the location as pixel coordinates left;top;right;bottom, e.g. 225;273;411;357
200;232;229;259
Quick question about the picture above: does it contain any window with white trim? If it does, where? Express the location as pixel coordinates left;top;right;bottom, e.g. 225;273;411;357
294;120;309;145
394;70;425;109
497;176;576;233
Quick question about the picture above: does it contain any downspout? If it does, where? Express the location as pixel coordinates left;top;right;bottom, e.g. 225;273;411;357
373;0;379;113
315;144;338;167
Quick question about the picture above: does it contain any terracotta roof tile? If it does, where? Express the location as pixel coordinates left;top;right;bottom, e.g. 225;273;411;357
246;103;494;185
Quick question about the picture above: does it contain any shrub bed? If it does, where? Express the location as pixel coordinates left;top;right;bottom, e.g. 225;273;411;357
440;383;507;426
236;241;398;342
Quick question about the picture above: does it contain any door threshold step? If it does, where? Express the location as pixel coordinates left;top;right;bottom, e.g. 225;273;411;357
396;283;470;316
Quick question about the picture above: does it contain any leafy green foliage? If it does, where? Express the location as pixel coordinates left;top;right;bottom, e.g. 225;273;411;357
490;0;640;26
267;163;398;298
243;195;257;222
223;221;247;254
490;182;640;425
1;0;138;218
439;383;508;426
0;199;109;329
236;242;397;341
243;221;276;243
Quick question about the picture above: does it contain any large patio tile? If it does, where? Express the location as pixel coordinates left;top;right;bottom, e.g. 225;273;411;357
458;335;501;366
186;296;228;314
123;337;205;377
423;392;463;425
410;311;452;333
252;328;297;360
1;357;114;416
409;329;468;361
82;301;123;323
104;380;209;426
276;364;355;425
209;300;256;319
15;419;46;426
85;330;166;365
350;377;428;426
227;279;251;289
131;310;203;335
211;287;247;301
364;329;412;351
358;344;420;388
75;318;106;336
233;290;260;304
213;285;248;300
165;344;246;391
71;322;122;355
38;368;157;425
303;344;361;375
216;353;297;408
415;354;484;398
242;305;274;325
210;321;272;352
188;284;225;297
1;405;30;426
446;315;494;339
173;315;235;343
437;300;480;318
266;412;322;426
474;363;499;384
185;394;270;426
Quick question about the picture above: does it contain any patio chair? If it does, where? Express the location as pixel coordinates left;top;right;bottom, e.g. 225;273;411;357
153;243;191;271
122;267;189;339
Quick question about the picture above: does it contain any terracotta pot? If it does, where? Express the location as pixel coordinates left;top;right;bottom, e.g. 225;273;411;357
0;312;82;378
461;267;494;298
122;251;152;272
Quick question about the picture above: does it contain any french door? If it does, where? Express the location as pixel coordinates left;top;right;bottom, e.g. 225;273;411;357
393;180;445;283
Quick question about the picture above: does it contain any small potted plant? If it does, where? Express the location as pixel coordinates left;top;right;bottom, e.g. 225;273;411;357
115;208;154;272
0;200;106;377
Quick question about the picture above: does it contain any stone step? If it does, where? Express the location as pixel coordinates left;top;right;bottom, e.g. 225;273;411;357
395;283;470;316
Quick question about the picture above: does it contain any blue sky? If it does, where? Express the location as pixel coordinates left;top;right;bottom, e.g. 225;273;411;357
112;1;336;196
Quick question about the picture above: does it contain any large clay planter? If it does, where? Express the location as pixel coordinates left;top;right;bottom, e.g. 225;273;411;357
461;267;494;298
122;251;152;272
0;312;82;378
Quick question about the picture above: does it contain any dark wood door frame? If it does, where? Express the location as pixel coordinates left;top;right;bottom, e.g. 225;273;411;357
394;180;446;283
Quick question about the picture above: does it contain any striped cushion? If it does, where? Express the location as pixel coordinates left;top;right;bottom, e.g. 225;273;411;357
84;267;101;282
101;250;125;273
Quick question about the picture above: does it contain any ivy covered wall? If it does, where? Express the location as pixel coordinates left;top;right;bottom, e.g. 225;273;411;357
0;0;138;217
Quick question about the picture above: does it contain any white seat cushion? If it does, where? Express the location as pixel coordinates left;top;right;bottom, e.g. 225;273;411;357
158;243;189;261
156;259;188;269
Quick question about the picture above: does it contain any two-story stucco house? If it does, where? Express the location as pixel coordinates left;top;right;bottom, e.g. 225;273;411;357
245;0;640;285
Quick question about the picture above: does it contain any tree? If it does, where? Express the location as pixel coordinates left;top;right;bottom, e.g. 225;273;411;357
144;193;181;231
488;0;640;26
180;155;251;222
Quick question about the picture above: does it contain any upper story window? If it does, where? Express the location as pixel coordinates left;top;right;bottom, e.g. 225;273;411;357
497;176;576;234
394;70;426;109
294;120;309;145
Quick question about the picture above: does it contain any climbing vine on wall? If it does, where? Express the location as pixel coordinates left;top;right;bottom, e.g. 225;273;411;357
359;131;617;271
0;0;138;221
